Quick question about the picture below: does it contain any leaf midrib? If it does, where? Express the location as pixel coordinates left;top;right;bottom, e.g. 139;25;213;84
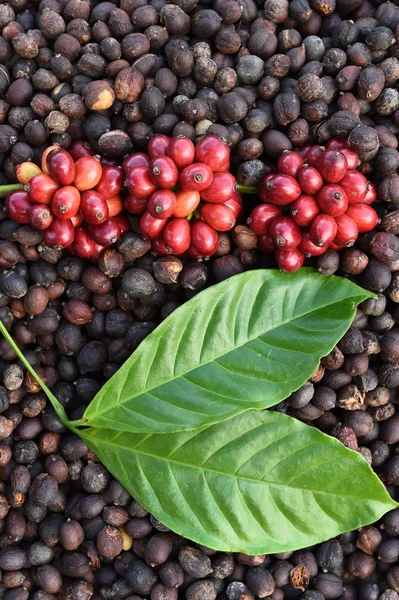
86;431;379;501
89;294;362;420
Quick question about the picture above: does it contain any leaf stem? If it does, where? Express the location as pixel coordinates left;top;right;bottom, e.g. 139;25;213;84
0;184;24;197
0;320;76;427
236;184;258;195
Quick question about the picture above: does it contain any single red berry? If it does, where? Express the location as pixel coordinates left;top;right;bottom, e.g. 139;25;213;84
299;231;327;257
194;135;230;172
88;218;122;247
179;163;213;192
122;152;150;174
125;166;158;199
28;204;53;230
316;184;348;217
162;218;191;255
46;148;76;186
100;157;120;168
73;227;97;259
124;194;148;214
150;156;179;189
339;170;368;203
277;151;304;178
261;174;302;205
290;195;320;228
334;214;358;247
224;193;243;219
51;186;81;220
42;217;75;249
186;244;204;259
167;137;195;170
305;145;325;166
173;190;200;218
345;204;379;233
258;234;274;254
6;190;32;223
28;174;59;205
95;166;124;199
41;143;60;173
113;214;130;236
326;138;349;150
200;172;237;203
259;174;274;202
191;220;219;257
309;214;338;247
139;210;168;240
74;156;103;191
151;236;169;256
362;182;377;205
70;212;83;228
201;203;236;232
316;149;348;183
91;242;106;262
340;147;359;170
80;190;109;225
298;165;323;195
148;190;176;219
269;216;302;250
247;204;282;235
69;140;95;161
106;195;123;218
148;134;170;159
275;248;305;273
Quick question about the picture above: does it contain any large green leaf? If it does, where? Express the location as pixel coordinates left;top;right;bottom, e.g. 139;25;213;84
80;411;396;554
84;269;371;433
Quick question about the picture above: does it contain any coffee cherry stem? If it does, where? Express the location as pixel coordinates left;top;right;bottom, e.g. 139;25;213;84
0;183;24;197
236;184;257;195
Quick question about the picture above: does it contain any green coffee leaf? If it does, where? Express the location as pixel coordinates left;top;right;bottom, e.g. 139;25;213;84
80;410;396;554
84;269;372;433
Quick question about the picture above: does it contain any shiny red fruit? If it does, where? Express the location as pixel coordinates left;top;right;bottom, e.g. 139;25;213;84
310;214;338;247
316;184;348;217
191;221;218;257
179;163;213;192
277;151;304;178
363;182;377;205
73;227;97;259
162;218;191;255
46;149;76;186
42;218;75;249
194;136;230;172
345;204;379;233
290;195;320;228
148;134;170;159
28;204;53;230
299;231;327;257
28;174;59;205
224;194;243;219
341;147;359;170
140;210;168;240
113;215;130;236
148;190;176;219
52;186;81;220
74;156;103;191
296;144;312;158
69;140;95;161
125;166;158;199
124;193;148;214
316;150;348;183
106;195;123;218
201;203;235;232
80;190;109;225
88;218;122;247
326;138;349;150
95;166;124;199
100;157;121;168
41;144;60;173
334;214;358;247
248;204;282;235
150;156;179;189
275;248;305;273
151;236;169;256
70;212;83;228
6;190;32;223
261;174;302;205
91;242;106;262
258;234;274;255
269;216;302;250
167;137;195;170
339;170;368;203
173;190;200;218
200;172;237;203
122;153;150;174
298;166;323;195
305;145;325;166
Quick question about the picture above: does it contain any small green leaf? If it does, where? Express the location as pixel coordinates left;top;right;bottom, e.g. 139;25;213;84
0;320;70;426
84;269;372;434
80;411;396;554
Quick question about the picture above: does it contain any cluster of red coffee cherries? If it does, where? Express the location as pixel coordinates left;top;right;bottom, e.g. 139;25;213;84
122;134;241;258
247;138;378;272
6;142;128;261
